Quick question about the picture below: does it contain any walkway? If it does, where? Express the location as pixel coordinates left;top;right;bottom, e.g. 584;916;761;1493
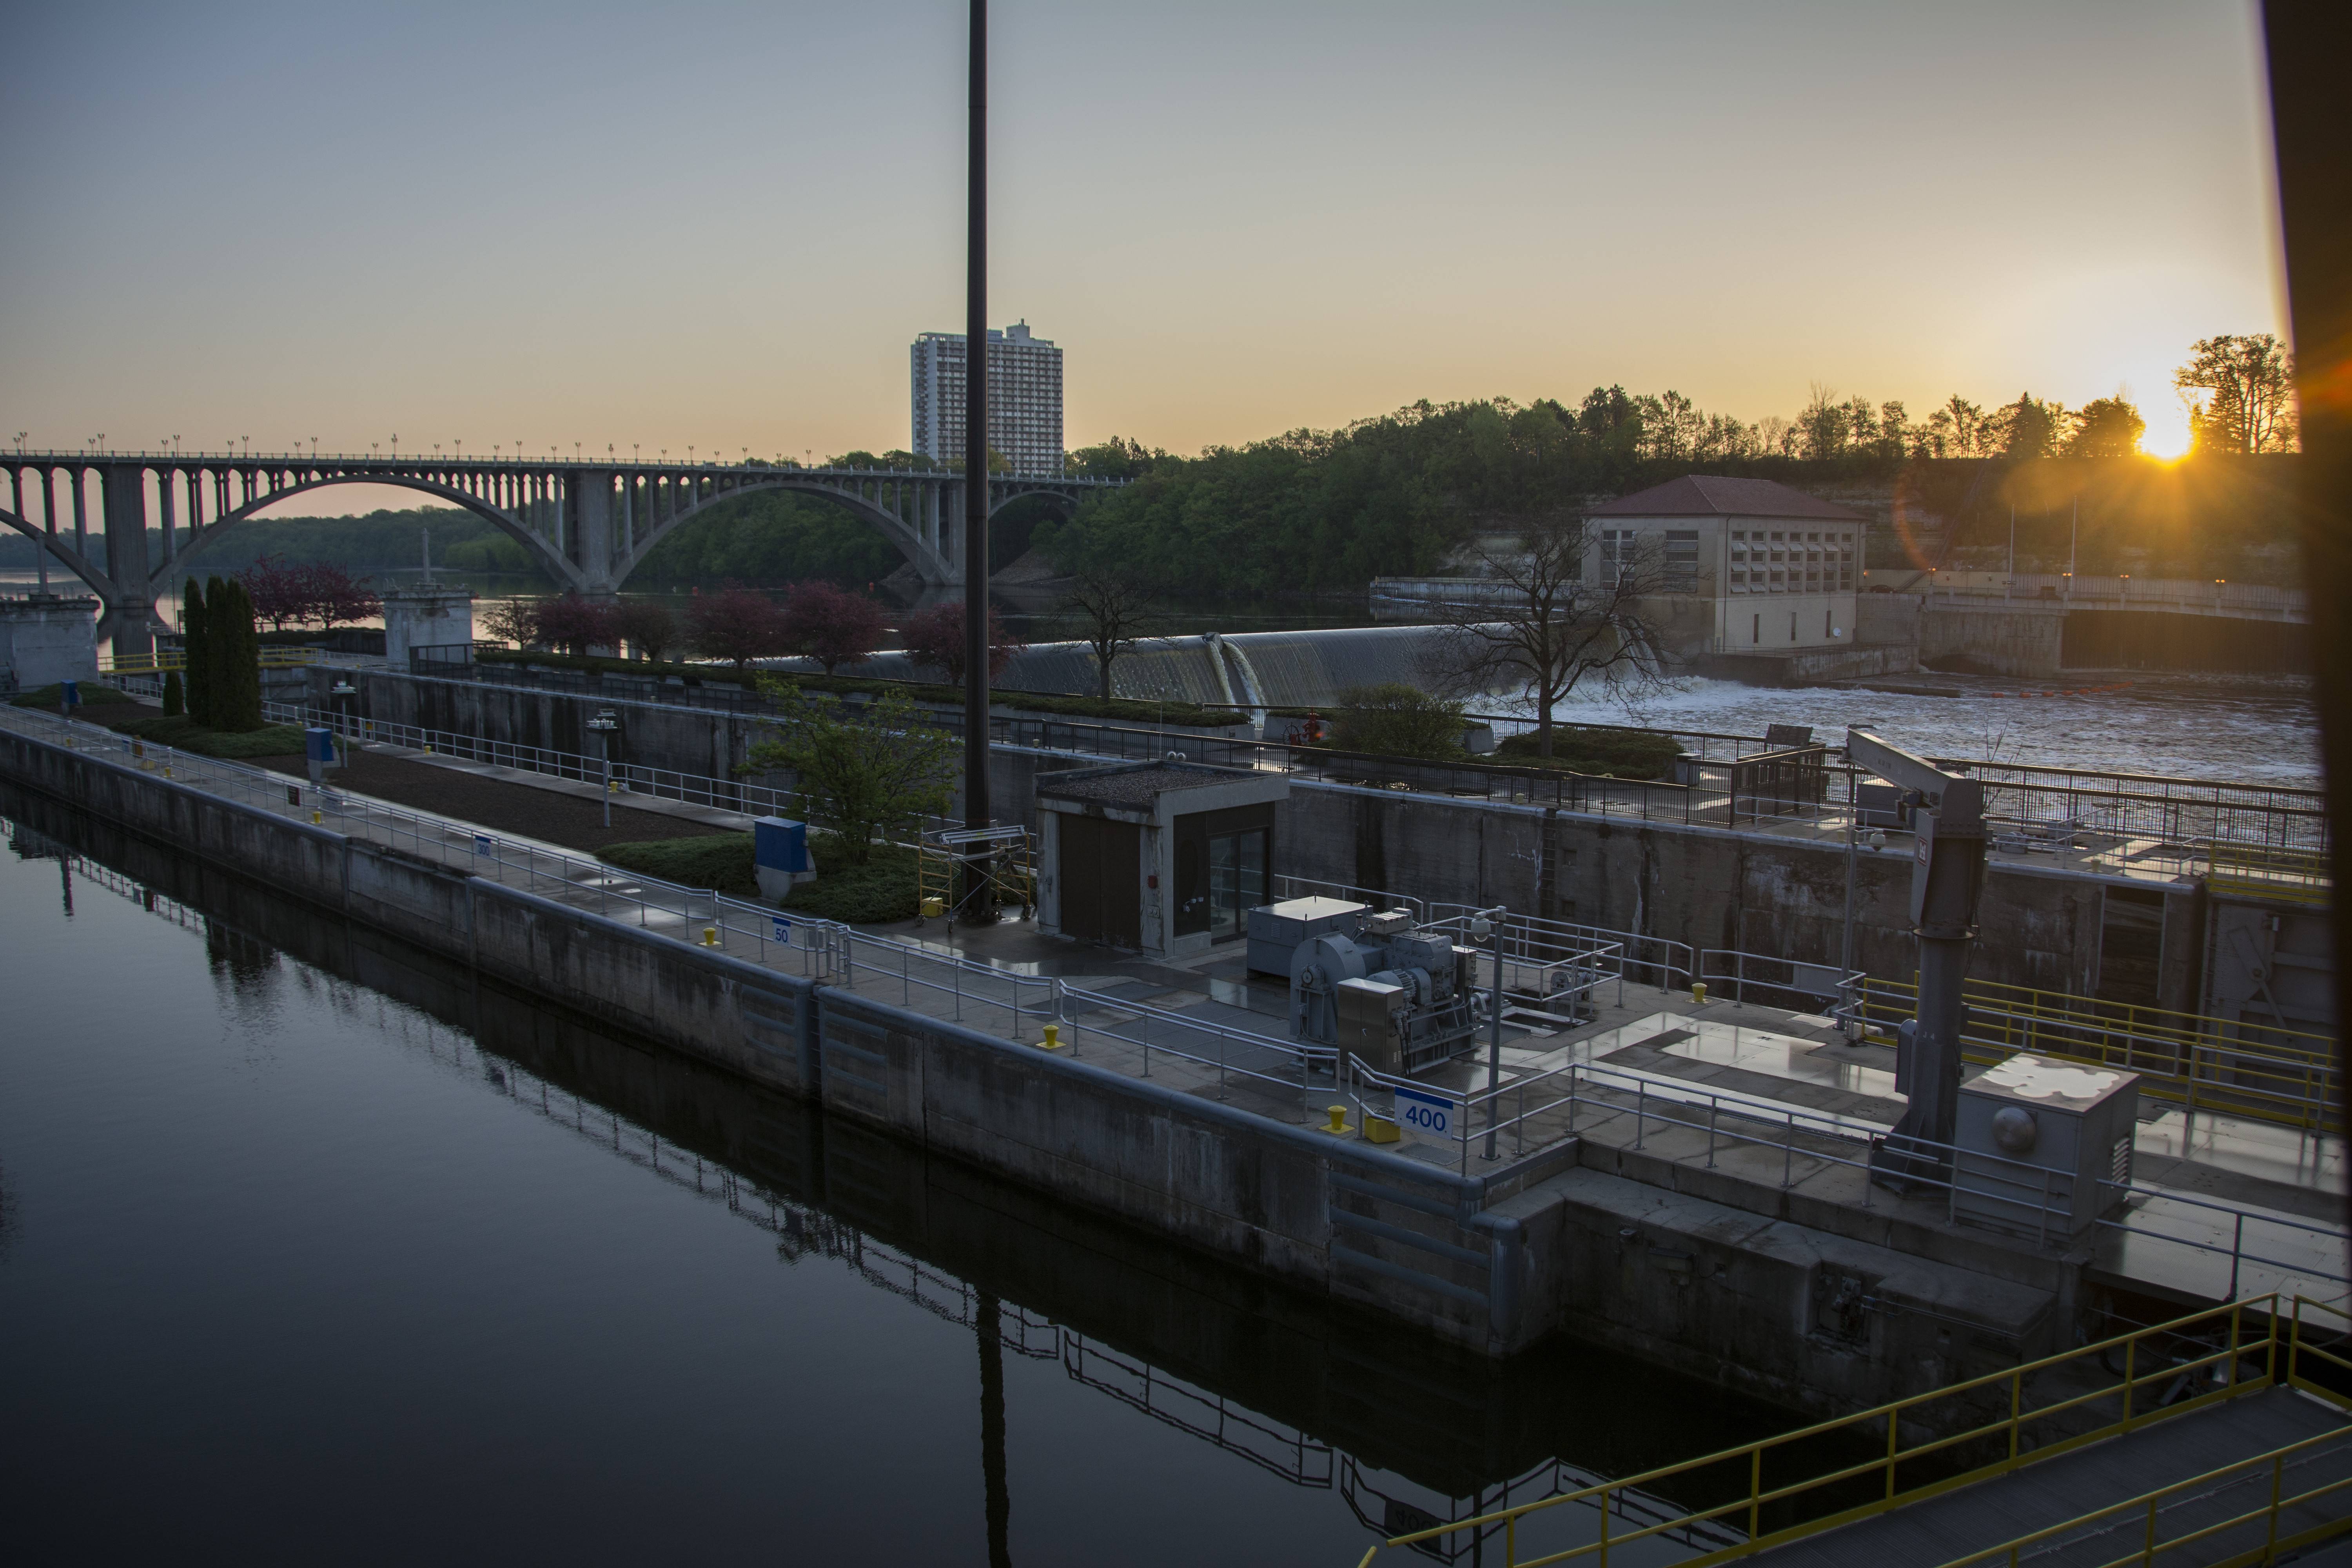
1751;1387;2350;1566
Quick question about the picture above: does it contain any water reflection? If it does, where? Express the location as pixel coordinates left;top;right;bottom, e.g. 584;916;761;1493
1;788;1809;1563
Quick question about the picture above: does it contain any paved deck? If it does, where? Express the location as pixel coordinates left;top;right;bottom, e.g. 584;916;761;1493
1751;1386;2352;1566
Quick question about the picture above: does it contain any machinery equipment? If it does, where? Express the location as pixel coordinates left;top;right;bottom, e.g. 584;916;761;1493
1847;727;1988;1191
1278;904;1481;1074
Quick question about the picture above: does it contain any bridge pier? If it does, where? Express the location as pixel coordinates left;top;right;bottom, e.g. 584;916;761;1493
573;468;618;598
100;463;155;658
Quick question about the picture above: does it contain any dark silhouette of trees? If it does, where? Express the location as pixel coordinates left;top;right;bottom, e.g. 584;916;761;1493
1425;518;1671;759
686;587;789;667
901;601;1022;684
1060;567;1151;699
612;599;679;663
781;581;885;674
2177;334;2298;454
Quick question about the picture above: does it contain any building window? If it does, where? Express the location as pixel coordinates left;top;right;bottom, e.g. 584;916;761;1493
1752;613;1760;645
1839;534;1855;591
1663;530;1699;591
1729;533;1748;593
1600;528;1634;585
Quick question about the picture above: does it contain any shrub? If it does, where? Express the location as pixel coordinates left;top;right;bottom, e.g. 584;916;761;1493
597;833;757;897
781;835;921;923
1494;728;1684;779
1330;683;1467;760
161;671;183;716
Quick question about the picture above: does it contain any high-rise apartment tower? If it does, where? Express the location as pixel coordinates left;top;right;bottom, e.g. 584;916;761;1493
910;321;1064;475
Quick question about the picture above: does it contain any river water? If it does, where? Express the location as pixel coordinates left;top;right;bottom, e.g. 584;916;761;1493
1543;672;2323;789
0;791;1809;1564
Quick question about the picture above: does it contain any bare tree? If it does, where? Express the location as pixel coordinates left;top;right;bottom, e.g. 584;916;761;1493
1424;516;1672;759
1062;566;1151;700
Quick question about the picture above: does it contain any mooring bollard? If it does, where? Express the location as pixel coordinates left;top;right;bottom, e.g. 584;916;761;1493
1693;982;1708;1005
701;926;719;946
1038;1024;1062;1051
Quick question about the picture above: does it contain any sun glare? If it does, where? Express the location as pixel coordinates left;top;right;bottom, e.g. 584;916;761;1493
2139;404;2193;460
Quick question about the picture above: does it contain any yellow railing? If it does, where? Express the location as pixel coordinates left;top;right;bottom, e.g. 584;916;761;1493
1934;1297;2352;1566
1853;975;2340;1134
2204;841;2334;907
102;647;322;674
1352;1295;2343;1568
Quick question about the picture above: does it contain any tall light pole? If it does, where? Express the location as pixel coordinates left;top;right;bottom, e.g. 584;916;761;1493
1470;904;1507;1158
588;710;619;828
961;0;993;918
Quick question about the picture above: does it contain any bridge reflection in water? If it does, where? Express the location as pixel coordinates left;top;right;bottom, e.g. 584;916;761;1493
4;789;1815;1564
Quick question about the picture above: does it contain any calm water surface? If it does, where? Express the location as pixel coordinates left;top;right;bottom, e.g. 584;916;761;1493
0;792;1794;1564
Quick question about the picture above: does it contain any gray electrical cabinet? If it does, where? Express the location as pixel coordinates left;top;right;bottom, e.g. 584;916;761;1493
1951;1054;2140;1242
1247;896;1365;978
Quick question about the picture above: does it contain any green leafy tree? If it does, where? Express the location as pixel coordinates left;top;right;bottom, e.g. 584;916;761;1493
2066;397;2146;458
1797;384;1849;459
1329;683;1467;759
2176;334;2298;454
742;681;956;866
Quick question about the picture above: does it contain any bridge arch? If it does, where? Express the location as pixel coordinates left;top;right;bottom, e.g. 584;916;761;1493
0;505;120;604
151;473;587;594
611;476;952;590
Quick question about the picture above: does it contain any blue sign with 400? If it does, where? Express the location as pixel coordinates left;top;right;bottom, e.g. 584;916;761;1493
1394;1085;1454;1138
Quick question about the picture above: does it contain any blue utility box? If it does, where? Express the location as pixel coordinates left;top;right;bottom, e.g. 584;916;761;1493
753;817;817;900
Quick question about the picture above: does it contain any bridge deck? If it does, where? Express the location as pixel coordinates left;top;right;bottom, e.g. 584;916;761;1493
1752;1386;2351;1567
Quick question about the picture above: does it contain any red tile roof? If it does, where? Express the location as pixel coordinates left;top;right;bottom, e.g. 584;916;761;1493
1586;475;1867;523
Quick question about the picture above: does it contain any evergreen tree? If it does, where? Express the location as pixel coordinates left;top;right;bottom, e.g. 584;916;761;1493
161;670;183;717
182;579;211;727
214;578;264;731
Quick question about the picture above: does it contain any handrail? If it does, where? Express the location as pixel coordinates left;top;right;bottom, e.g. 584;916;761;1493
1851;974;2340;1134
1355;1293;2336;1568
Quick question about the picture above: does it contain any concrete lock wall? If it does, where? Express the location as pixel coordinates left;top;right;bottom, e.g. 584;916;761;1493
310;666;2206;1008
0;724;2074;1421
1275;782;2206;1012
1918;604;2067;678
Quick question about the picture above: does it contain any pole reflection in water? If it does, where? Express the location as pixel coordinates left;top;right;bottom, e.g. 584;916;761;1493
0;793;1811;1564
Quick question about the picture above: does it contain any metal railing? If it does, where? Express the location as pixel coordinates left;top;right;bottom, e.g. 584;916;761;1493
1354;1293;2350;1568
309;664;2331;874
1850;974;2341;1134
101;646;323;674
1697;949;1862;1014
262;697;841;827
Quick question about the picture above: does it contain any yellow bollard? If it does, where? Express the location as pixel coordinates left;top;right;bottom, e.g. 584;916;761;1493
1038;1024;1062;1051
161;764;172;778
312;809;322;825
702;926;719;946
1693;982;1708;1005
1323;1104;1349;1136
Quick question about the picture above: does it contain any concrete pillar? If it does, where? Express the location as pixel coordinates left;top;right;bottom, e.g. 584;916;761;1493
382;585;475;668
159;468;177;564
575;469;616;594
71;465;88;556
101;463;153;660
620;473;634;559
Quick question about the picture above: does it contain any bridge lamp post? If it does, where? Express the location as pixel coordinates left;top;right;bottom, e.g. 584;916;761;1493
587;710;620;827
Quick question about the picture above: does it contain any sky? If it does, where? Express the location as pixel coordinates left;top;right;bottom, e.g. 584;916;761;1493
0;0;2287;514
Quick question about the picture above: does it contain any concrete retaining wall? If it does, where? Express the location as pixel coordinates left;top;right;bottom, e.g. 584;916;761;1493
1919;603;2067;678
0;724;2085;1417
1278;781;2206;1011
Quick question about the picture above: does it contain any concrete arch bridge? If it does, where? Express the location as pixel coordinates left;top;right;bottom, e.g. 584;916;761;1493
2;448;1123;649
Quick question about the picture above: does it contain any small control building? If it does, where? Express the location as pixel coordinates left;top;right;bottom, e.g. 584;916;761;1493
1036;762;1291;957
